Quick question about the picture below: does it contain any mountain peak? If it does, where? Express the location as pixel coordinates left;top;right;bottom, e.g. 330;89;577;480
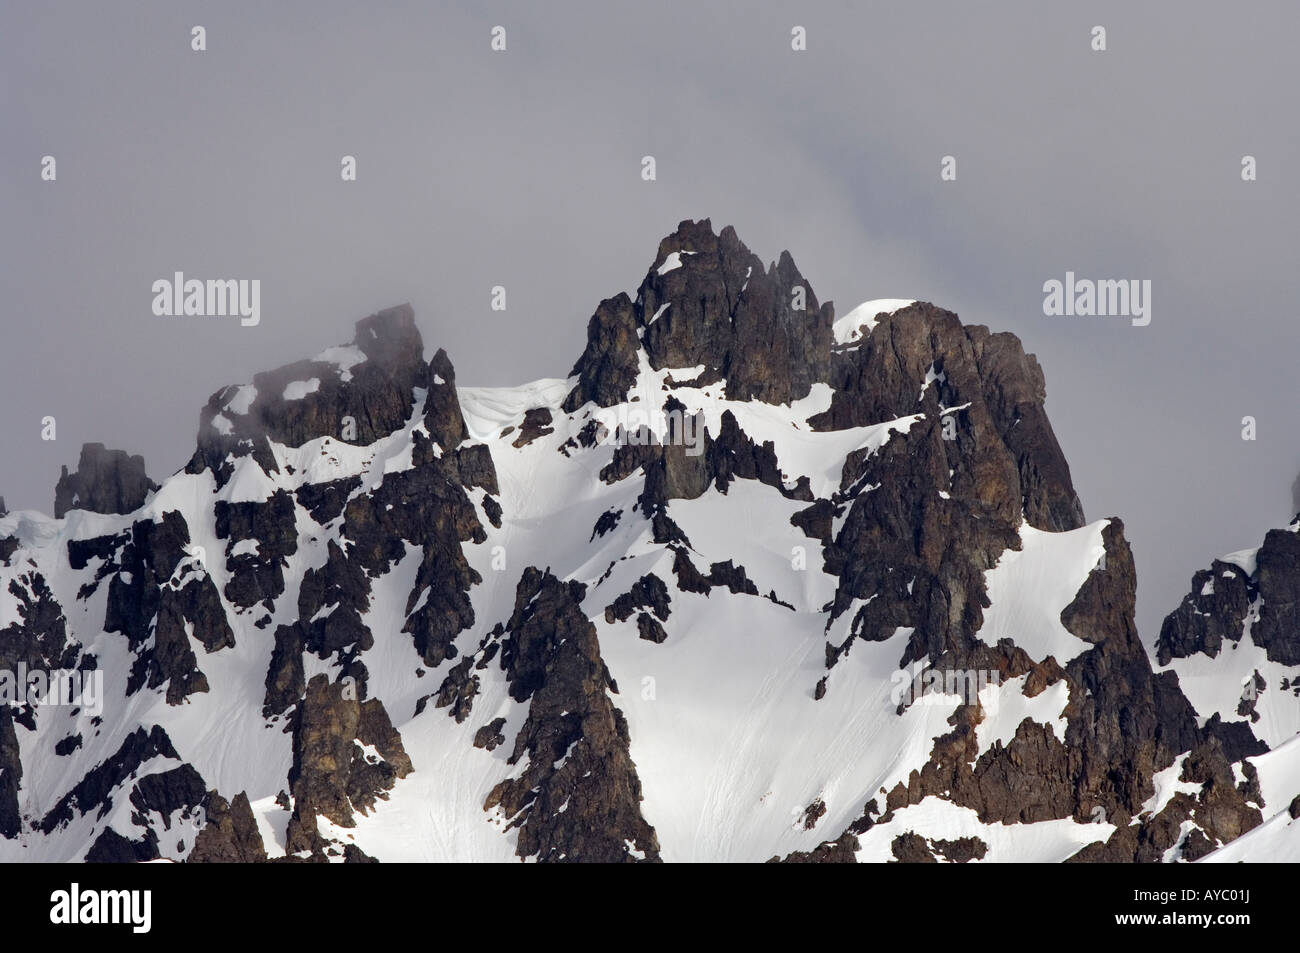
5;221;1289;866
566;219;833;409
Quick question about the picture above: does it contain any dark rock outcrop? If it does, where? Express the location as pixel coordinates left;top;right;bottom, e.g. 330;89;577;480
563;294;643;411
1;570;78;675
97;511;232;705
215;490;298;612
188;791;268;863
128;764;207;829
424;347;469;451
639;220;832;405
54;443;157;519
811;303;1083;533
604;573;671;624
284;675;411;857
41;725;182;834
1159;522;1300;667
773;831;861;863
85;826;160;863
0;709;21;839
565;219;833;410
483;568;660;862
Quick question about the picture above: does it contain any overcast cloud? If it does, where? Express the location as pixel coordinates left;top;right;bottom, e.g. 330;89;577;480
3;0;1298;641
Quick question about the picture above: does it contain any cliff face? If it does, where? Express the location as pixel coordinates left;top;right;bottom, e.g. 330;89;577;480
0;220;1291;863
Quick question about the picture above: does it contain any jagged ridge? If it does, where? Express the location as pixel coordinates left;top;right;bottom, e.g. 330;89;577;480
0;219;1292;863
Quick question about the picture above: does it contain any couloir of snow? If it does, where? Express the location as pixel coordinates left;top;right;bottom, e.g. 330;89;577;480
978;522;1110;666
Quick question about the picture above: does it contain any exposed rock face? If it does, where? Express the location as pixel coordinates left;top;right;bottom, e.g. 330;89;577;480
604;573;671;624
85;826;160;863
90;511;233;705
641;220;833;404
216;490;298;612
605;404;813;511
10;304;500;859
54;443;157;519
1056;523;1199;817
813;404;1038;665
1259;526;1300;665
811;303;1083;533
565;227;1264;858
774;831;861;863
264;623;306;717
1159;522;1300;667
343;433;488;668
483;569;661;862
76;761;210;862
1;570;78;675
565;219;833;410
890;832;940;863
295;475;361;526
188;791;267;863
424;347;469;451
1142;512;1300;860
563;295;642;411
569;225;1269;864
1157;560;1255;664
297;540;373;661
709;409;813;500
284;675;411;857
691;312;1086;858
512;408;555;448
129;764;207;824
1070;736;1264;863
883;832;988;864
0;708;20;839
282;674;357;854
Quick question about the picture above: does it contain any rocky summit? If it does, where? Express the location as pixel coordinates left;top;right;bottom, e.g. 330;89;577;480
1;219;1297;862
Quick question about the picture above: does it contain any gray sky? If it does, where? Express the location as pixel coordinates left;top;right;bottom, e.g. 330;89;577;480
3;0;1298;642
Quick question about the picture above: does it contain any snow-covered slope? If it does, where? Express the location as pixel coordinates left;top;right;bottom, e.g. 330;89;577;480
0;219;1282;863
